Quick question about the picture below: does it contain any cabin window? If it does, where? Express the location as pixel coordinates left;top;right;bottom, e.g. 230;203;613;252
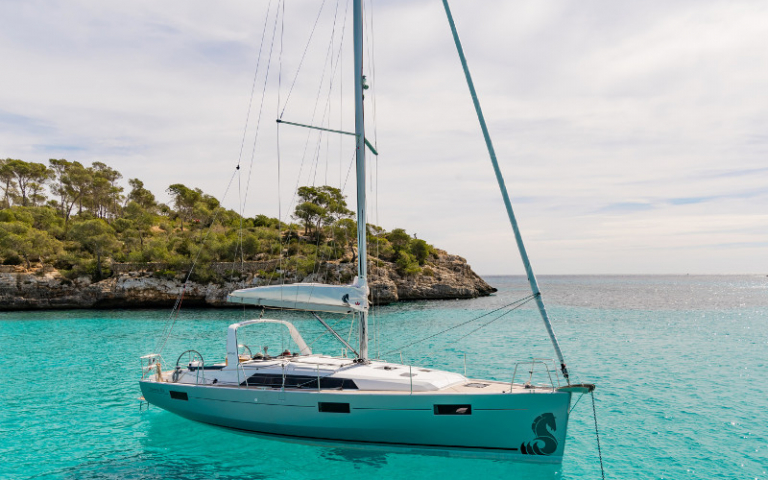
318;402;350;413
434;404;471;415
169;391;188;401
240;373;358;389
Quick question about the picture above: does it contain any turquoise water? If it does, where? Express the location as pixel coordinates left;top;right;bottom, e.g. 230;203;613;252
1;275;766;479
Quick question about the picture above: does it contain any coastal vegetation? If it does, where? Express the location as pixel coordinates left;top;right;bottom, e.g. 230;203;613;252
0;158;436;283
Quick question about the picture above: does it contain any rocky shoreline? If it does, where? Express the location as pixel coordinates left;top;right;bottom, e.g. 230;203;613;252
0;252;496;311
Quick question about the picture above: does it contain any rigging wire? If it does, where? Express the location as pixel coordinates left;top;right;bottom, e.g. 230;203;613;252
235;0;276;172
276;0;285;290
238;0;283;277
162;2;278;331
155;168;241;355
374;153;380;359
273;3;352;283
228;0;277;285
279;46;339;230
277;1;355;289
323;0;343;185
275;0;340;295
279;0;329;119
347;310;357;352
366;0;380;359
444;296;533;347
307;4;351;280
412;296;536;366
311;5;346;188
235;155;243;282
412;296;535;367
382;294;535;357
305;313;351;348
364;0;378;153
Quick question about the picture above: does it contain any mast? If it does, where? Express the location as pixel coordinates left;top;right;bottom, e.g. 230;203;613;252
353;0;369;360
441;0;570;383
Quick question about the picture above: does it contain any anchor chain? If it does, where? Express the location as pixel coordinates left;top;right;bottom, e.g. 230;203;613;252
591;391;606;479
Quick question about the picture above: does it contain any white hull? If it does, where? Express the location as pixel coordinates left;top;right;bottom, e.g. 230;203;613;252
140;376;572;462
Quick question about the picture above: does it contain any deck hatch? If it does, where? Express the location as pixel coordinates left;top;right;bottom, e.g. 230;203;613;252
318;402;350;413
169;391;188;401
434;404;472;415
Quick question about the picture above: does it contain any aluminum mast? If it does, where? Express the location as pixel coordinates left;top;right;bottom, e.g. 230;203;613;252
353;0;369;360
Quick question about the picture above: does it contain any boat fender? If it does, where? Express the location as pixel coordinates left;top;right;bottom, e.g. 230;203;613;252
155;362;164;382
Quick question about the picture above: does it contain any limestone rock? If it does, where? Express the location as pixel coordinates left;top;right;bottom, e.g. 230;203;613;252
0;251;496;311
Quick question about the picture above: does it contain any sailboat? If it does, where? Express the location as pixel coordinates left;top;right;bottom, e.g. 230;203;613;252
139;0;594;462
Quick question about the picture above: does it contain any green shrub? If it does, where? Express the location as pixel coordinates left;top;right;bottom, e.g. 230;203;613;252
189;265;218;284
369;236;396;261
0;210;16;223
257;269;280;282
409;239;433;265
284;255;317;278
300;243;317;256
2;253;22;265
317;244;340;261
396;251;421;276
153;268;178;280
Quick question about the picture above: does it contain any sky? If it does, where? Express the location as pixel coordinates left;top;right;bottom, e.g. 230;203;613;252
1;0;767;275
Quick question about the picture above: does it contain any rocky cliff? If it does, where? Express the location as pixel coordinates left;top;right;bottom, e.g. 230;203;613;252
0;251;496;311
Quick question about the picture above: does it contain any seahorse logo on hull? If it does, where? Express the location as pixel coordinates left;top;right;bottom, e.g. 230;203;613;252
520;412;558;455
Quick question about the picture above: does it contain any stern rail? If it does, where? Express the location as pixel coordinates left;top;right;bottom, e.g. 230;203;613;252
140;354;165;381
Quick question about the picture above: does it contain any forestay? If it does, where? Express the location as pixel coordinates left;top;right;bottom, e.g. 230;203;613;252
227;281;369;314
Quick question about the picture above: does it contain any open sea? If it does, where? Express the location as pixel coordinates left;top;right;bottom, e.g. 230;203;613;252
1;275;766;479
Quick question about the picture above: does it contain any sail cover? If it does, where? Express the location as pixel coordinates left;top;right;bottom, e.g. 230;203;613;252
227;282;369;314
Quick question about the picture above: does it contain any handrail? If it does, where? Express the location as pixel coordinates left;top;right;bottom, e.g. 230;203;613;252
238;362;248;388
140;354;164;381
511;359;557;392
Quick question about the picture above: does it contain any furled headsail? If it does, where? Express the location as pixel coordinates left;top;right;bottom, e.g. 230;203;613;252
227;279;369;314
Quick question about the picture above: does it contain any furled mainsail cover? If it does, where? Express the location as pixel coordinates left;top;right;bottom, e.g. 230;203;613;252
227;282;369;314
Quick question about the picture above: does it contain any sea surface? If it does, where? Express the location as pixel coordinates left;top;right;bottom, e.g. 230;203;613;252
1;275;766;479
